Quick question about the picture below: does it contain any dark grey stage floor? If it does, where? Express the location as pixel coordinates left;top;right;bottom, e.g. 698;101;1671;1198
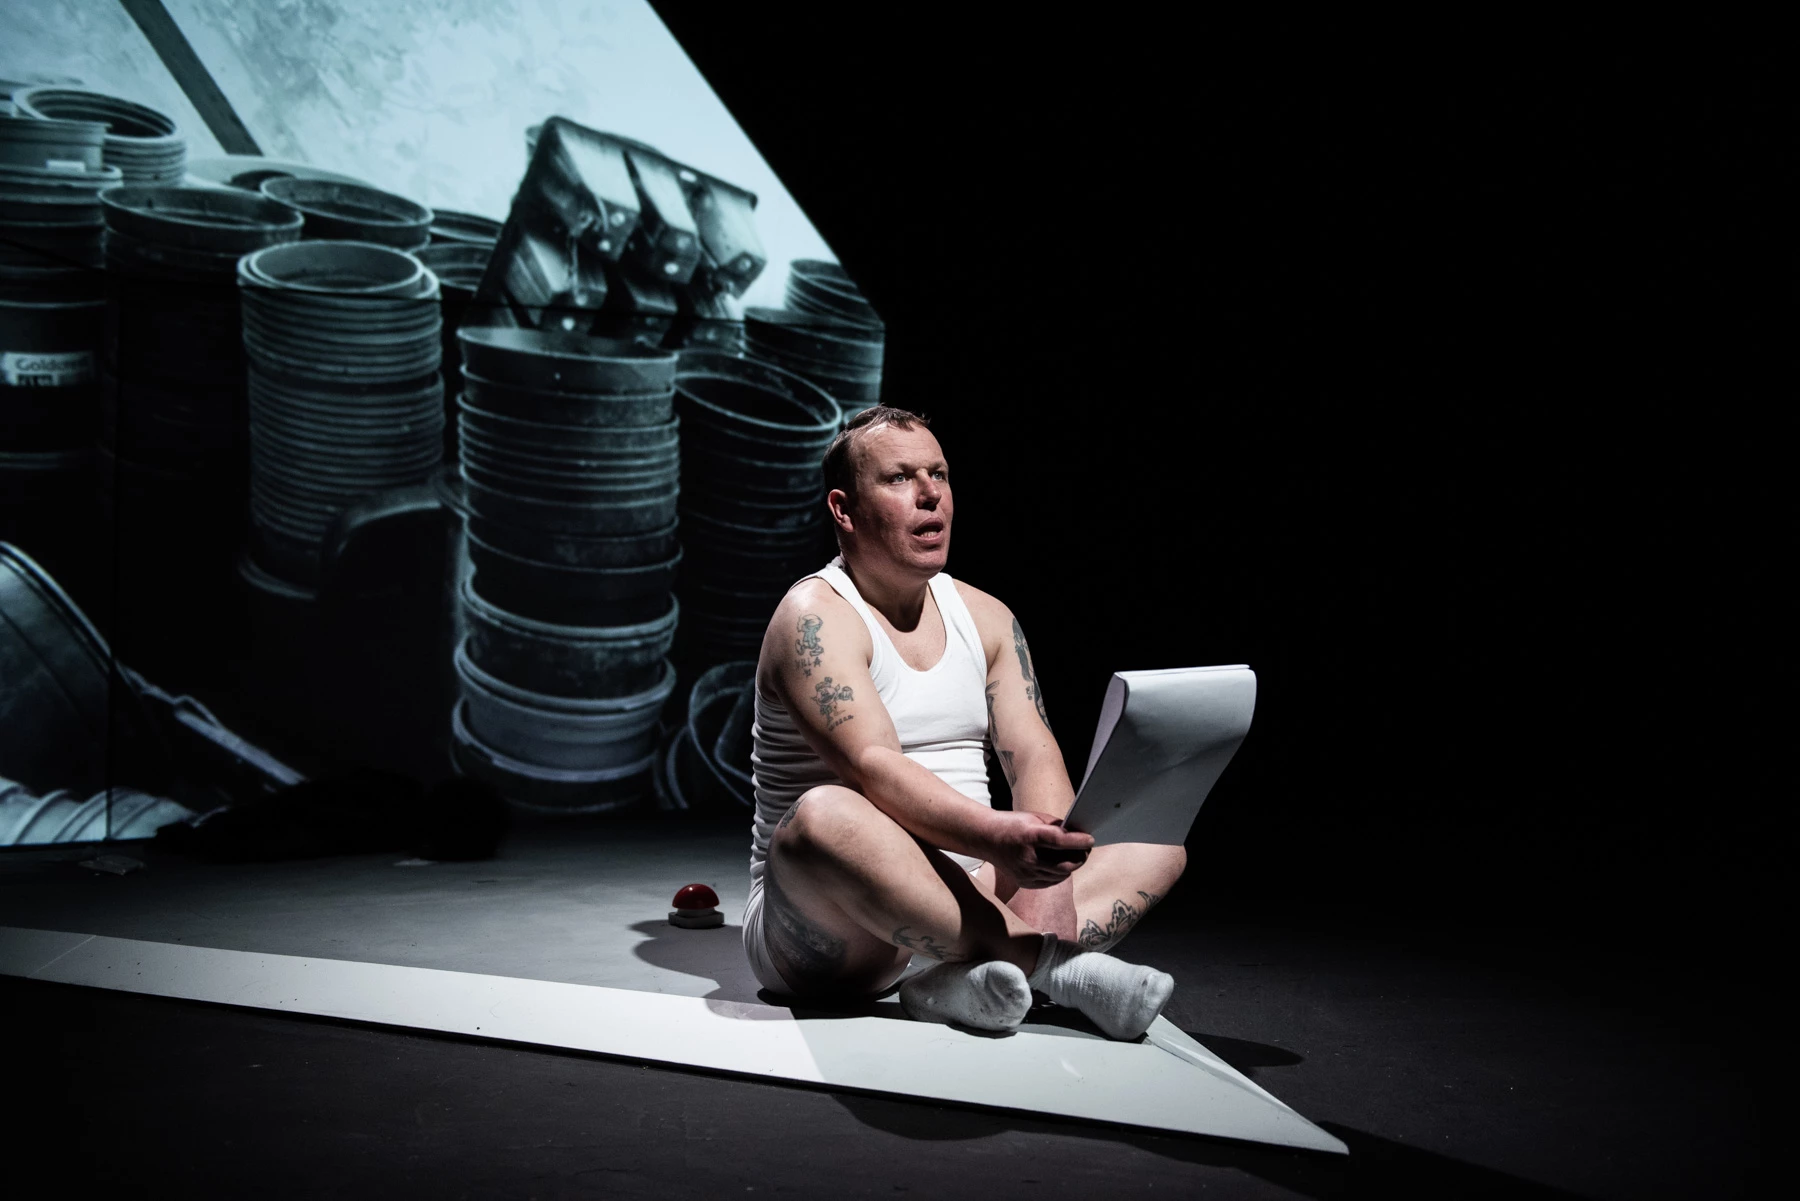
0;817;1770;1199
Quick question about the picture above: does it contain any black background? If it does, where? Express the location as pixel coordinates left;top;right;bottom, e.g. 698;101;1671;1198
651;15;1782;943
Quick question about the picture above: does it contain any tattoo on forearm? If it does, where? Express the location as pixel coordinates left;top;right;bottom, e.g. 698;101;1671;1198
1077;890;1164;951
892;926;967;962
813;677;855;730
1012;617;1052;731
795;614;825;677
984;682;1017;786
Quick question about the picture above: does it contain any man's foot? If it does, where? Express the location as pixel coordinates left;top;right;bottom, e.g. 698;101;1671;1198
900;959;1034;1032
1026;934;1174;1040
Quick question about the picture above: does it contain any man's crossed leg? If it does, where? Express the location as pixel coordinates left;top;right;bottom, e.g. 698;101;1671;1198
763;785;1187;1038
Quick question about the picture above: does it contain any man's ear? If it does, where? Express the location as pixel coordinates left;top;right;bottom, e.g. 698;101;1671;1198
827;488;854;534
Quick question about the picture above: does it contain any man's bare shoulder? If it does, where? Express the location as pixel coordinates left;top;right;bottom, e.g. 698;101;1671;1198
759;578;872;681
951;578;1017;663
777;576;861;626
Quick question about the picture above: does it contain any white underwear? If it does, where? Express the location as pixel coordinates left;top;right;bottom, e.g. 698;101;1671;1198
741;858;987;997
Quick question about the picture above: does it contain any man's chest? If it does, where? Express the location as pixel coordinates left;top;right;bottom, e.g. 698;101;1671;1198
873;603;948;672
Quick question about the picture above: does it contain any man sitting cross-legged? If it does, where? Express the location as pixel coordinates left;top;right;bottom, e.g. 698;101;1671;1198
742;405;1187;1038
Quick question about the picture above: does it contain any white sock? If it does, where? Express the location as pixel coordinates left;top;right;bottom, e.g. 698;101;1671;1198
899;959;1033;1032
1026;934;1174;1041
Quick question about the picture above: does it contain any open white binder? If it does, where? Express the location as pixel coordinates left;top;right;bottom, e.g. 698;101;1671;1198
1063;665;1257;846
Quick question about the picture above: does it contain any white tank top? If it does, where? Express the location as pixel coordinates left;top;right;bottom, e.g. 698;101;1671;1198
750;557;992;885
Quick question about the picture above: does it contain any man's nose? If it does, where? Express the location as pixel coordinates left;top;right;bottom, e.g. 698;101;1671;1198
916;475;941;504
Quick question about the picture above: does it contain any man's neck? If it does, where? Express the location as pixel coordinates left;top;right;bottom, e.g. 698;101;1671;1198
839;549;932;632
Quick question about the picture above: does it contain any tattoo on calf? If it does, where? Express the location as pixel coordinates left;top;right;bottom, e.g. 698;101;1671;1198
795;614;825;677
1077;890;1164;951
813;677;855;730
984;682;1017;786
892;926;967;962
1012;617;1052;731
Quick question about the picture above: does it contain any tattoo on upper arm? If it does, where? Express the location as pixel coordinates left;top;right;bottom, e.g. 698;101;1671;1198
984;682;1017;786
813;677;855;731
892;926;967;962
1077;890;1163;951
1012;617;1052;731
795;614;824;677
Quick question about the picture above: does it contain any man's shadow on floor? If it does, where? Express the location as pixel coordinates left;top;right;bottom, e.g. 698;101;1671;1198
626;918;1322;1056
627;918;756;1001
833;1092;1584;1200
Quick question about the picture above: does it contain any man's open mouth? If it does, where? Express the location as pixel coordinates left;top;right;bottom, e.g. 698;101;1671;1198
912;519;944;537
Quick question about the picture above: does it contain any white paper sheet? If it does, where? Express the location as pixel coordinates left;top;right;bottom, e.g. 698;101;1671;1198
0;925;1345;1153
1065;665;1256;846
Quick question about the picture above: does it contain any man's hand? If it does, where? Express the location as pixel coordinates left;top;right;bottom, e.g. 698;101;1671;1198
982;810;1094;889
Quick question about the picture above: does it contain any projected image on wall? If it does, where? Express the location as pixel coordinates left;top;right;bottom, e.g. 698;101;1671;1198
1;0;883;845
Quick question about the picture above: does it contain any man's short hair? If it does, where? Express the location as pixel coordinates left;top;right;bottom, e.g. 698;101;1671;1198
821;404;932;512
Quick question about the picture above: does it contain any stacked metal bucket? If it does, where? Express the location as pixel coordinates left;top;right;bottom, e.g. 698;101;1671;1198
742;259;884;420
673;351;841;667
452;328;683;812
0;114;112;590
237;241;444;589
9;88;186;185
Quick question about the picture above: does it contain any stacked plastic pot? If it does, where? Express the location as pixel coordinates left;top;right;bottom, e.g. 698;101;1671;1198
428;209;503;248
99;186;303;686
260;178;433;250
451;327;682;813
101;187;302;477
10;88;186;185
416;241;494;462
660;661;756;811
1;115;113;587
673;350;840;667
742;259;883;420
237;240;444;589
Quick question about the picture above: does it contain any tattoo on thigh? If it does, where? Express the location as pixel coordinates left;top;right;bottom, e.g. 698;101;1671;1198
777;797;803;829
813;677;855;730
795;614;825;677
1012;618;1052;731
1077;890;1164;951
892;926;968;962
766;868;848;982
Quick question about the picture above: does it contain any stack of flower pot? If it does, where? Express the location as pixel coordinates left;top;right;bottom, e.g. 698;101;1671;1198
101;186;302;481
416;241;494;462
260;178;433;251
451;326;682;813
428;209;502;249
673;350;840;668
237;240;444;590
659;661;756;811
99;185;303;688
0;114;114;595
740;259;883;420
10;88;186;185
